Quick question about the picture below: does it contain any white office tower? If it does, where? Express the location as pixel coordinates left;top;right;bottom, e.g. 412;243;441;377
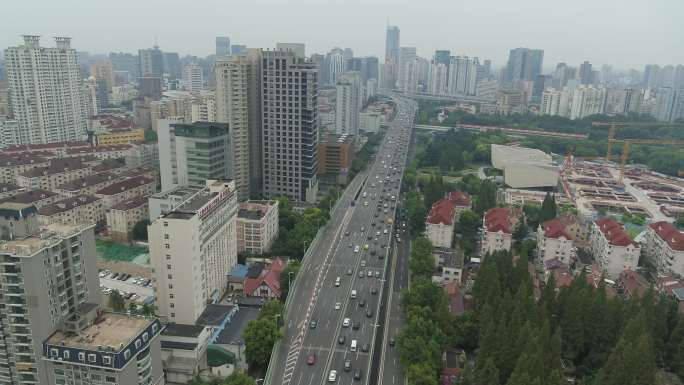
182;63;204;92
570;86;607;120
428;63;449;96
335;72;362;136
397;47;417;92
215;49;263;200
326;48;345;85
149;179;238;324
4;36;87;144
448;56;479;96
261;49;319;203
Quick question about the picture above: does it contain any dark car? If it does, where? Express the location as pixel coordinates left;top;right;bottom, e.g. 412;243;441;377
347;269;353;275
310;320;317;329
371;287;378;295
361;343;369;352
307;353;316;365
389;338;396;347
338;335;346;345
353;370;362;380
366;309;373;318
359;299;366;308
110;272;119;279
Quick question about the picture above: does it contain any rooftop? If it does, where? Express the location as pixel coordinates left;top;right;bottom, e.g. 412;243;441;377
427;199;456;226
446;191;470;208
238;201;276;221
649;221;684;252
216;307;261;345
595;218;639;247
45;312;153;352
196;304;235;327
151;185;203;200
542;218;573;240
162;323;205;338
110;195;149;211
89;114;135;130
0;189;56;204
0;154;49;167
0;222;93;256
56;173;116;191
484;207;520;234
38;195;100;216
20;157;92;178
491;144;552;165
96;175;153;195
0;183;22;193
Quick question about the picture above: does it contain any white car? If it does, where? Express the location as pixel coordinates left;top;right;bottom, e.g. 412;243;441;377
329;370;338;382
383;229;388;234
360;260;366;267
343;318;351;327
335;302;341;310
354;246;360;253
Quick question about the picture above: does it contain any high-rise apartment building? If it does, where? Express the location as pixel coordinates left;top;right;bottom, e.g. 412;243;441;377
158;120;232;191
654;87;684;123
138;46;164;78
643;65;661;88
579;61;593;85
261;49;319;203
0;202;163;385
335;72;362;136
215;49;263;200
163;52;181;80
345;57;379;82
324;48;345;86
149;179;238;324
4;36;87;145
384;25;400;89
216;36;231;57
90;60;115;93
433;50;451;67
570;85;607;120
397;47;417;92
428;63;449;96
505;47;544;84
448;56;479;95
182;63;204;92
276;43;306;58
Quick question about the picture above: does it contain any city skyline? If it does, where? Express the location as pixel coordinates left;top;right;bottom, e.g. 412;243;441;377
2;0;682;70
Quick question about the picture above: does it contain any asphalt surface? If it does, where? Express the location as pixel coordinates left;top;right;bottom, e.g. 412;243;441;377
268;97;416;385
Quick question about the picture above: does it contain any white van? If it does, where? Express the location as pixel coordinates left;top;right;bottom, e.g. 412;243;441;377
351;290;357;299
350;339;357;352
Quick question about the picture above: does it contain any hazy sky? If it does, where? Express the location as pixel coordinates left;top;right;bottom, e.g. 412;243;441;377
3;0;682;70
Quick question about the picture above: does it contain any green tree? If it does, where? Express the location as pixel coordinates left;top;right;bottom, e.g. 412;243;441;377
224;370;257;385
405;364;438;385
539;192;558;223
405;191;427;232
474;180;497;214
243;318;280;371
131;220;149;241
409;237;434;278
457;210;481;256
259;300;284;323
476;358;500;385
109;290;125;311
144;129;158;143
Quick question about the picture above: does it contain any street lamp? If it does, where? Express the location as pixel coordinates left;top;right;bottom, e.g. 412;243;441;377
256;379;264;385
288;271;294;290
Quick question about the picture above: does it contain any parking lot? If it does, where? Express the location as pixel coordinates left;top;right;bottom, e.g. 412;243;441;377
99;271;154;303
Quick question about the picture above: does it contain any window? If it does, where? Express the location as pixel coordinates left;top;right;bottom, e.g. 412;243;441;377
170;303;174;308
135;339;142;348
152;324;158;333
51;348;59;357
124;349;131;360
142;332;149;342
170;312;175;318
63;351;70;359
88;353;96;363
102;356;112;365
78;352;85;362
164;234;169;240
164;244;170;249
169;294;174;299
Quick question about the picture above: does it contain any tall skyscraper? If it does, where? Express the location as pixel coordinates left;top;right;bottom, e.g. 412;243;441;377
4;36;87;144
163;51;181;79
90;60;115;92
261;49;319;203
579;60;593;85
216;36;231;57
447;56;479;96
182;63;204;92
138;45;164;77
397;47;417;91
336;72;362;135
231;44;247;55
433;50;451;66
428;62;449;95
149;179;238;324
384;25;400;88
643;64;661;88
654;87;684;123
325;48;345;86
215;49;263;200
505;47;544;84
570;85;607;119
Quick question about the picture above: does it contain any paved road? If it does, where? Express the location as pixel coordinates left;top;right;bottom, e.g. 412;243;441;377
267;97;416;385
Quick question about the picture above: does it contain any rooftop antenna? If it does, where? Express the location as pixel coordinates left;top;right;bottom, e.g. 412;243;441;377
154;35;159;49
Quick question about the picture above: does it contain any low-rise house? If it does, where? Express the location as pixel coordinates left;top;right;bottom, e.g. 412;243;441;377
243;258;285;299
0;154;49;183
16;157;96;190
446;191;471;218
237;200;279;255
618;270;649;299
426;199;457;249
481;207;522;256
432;248;464;285
160;323;212;385
65;144;131;160
227;264;249;292
643;221;684;276
557;212;589;247
96;175;155;209
37;195;105;227
590;218;640;279
106;195;149;242
537;218;577;265
0;189;58;209
0;183;24;199
543;258;573;289
54;173;118;198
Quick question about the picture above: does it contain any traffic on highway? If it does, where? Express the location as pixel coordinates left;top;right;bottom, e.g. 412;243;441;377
268;96;416;385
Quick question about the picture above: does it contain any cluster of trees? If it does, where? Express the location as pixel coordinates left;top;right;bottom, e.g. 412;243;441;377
461;249;684;385
188;371;256;385
243;301;283;372
270;193;337;260
108;289;154;315
454;174;498;215
417;130;507;174
351;132;384;176
132;219;149;241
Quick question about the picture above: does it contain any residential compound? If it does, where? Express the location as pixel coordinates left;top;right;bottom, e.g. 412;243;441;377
149;179;239;324
425;191;471;249
643;221;684;276
590;218;641;279
537;218;577;265
0;203;163;385
236;200;279;255
481;207;522;256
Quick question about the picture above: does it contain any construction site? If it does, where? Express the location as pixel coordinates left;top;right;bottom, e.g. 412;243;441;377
560;122;684;222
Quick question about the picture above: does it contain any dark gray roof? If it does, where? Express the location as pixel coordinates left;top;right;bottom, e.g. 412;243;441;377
161;341;198;350
196;304;234;327
216;307;261;345
0;189;56;204
162;323;205;338
38;195;100;216
56;173;116;191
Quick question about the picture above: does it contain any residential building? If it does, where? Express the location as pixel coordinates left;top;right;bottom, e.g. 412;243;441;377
4;36;86;144
426;199;457;249
16;157;94;191
476;79;498;100
160;323;212;385
643;221;684;276
505;47;544;84
537;218;577;265
125;142;159;169
95;175;155;209
90;60;115;93
231;45;247;55
276;43;305;58
448;56;478;96
183;63;204;92
148;185;202;220
654;87;684;123
158;120;232;192
54;173;118;197
590;218;641;279
481;207;522;256
359;111;382;133
317;133;355;184
0;188;58;208
335;72;362;136
570;85;607;120
0;154;50;183
216;36;231;57
37;194;105;227
0;183;24;199
579;61;593;84
428;63;449;96
106;195;149;242
149;179;238;324
138;46;164;77
397;47;418;93
261;49;319;203
496;89;525;115
243;258;285;299
214;50;263;200
447;191;471;217
433;248;464;286
237;200;279;255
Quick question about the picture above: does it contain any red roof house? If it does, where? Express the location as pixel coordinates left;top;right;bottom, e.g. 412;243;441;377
243;258;285;299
